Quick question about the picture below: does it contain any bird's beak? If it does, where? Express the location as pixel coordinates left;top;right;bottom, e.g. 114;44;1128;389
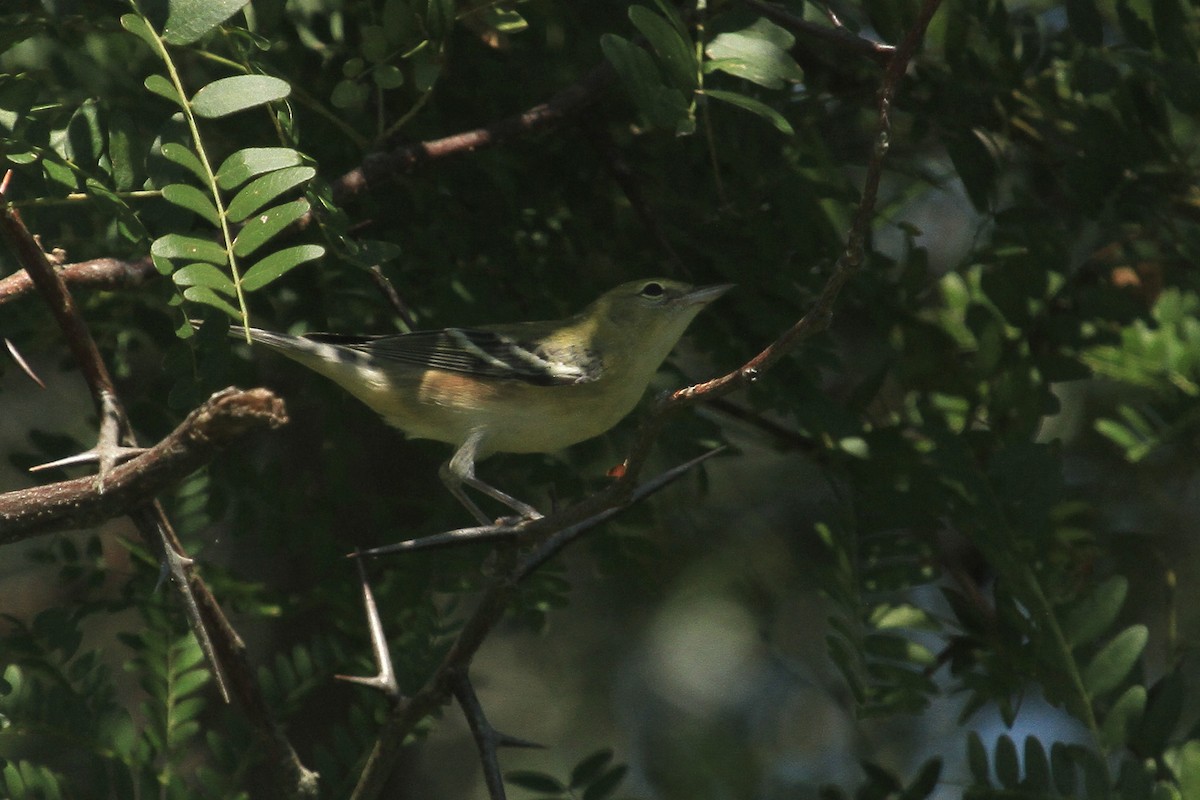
684;283;736;306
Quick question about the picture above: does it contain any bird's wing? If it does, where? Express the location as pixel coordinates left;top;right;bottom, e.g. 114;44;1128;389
303;328;602;386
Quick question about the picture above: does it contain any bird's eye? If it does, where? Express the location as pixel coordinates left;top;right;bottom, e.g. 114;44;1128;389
640;281;665;298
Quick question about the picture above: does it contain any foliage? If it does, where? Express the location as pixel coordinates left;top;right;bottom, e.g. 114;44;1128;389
2;0;1200;798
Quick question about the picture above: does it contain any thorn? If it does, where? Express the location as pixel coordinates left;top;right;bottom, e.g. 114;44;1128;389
336;553;401;698
5;338;45;388
28;445;148;473
353;521;524;558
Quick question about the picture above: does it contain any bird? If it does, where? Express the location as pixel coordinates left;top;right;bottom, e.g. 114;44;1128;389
232;278;732;525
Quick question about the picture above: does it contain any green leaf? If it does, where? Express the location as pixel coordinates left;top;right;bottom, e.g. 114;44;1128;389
652;0;690;40
1023;739;1050;792
1084;624;1148;697
216;147;304;190
361;25;390;63
233;198;310;257
601;34;691;131
425;0;455;39
1066;0;1104;45
152;233;228;266
162;184;220;225
482;7;528;33
107;109;138;190
332;79;370;109
184;285;241;318
1135;670;1184;754
1151;0;1196;59
240;244;324;291
373;64;405;90
995;735;1019;788
945;130;996;211
704;18;803;89
173;263;236;296
1102;685;1147;748
504;771;564;793
1051;742;1075;796
899;757;942;800
704;89;794;135
582;764;628;800
145;74;185;107
173;669;210;699
65;100;103;168
629;5;697;91
120;13;160;49
160;143;208;183
225;165;315;222
1063;575;1128;647
163;0;250;45
1166;741;1200;800
190;75;291;119
570;749;614;789
41;157;77;191
966;731;990;785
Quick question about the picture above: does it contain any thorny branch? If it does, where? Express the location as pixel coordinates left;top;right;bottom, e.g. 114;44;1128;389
0;197;318;798
0;388;286;541
349;1;944;797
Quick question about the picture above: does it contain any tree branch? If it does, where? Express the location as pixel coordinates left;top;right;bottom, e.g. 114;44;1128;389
0;255;155;305
329;63;614;209
0;387;286;541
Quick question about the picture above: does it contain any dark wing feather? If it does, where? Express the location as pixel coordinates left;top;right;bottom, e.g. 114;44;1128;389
303;329;601;386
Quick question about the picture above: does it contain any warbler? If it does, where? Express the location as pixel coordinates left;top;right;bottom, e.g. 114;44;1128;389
236;278;732;524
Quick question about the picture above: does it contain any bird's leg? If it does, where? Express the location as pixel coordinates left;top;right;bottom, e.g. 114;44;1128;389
441;431;544;525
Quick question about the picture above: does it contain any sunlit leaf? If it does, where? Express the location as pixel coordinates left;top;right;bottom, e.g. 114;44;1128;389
190;75;290;119
120;13;160;49
152;233;227;265
173;263;236;296
225;166;315;222
184;285;240;318
233;199;310;257
483;7;528;33
240;244;324;291
160;143;208;183
216;147;303;190
163;0;250;45
162;184;220;225
705;18;803;89
144;74;184;107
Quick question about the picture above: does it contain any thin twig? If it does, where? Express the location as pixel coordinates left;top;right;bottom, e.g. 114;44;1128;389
366;266;417;330
450;670;544;800
331;64;614;209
